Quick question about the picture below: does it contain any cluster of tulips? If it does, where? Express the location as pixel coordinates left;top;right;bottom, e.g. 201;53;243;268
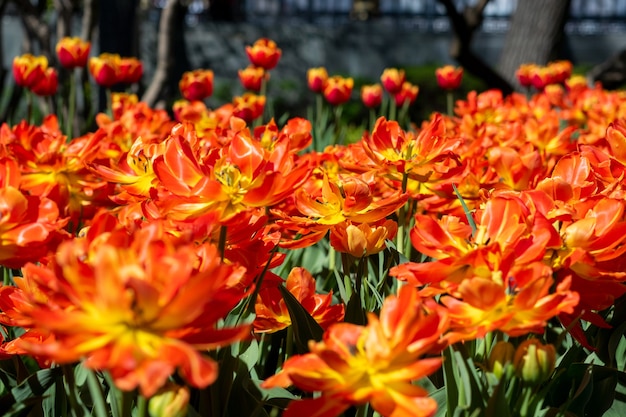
3;35;626;417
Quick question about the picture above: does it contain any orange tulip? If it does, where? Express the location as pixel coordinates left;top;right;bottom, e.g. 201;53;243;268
118;56;143;84
329;219;397;258
179;69;214;101
262;285;448;417
605;119;626;164
307;67;328;94
295;173;407;226
151;122;310;221
56;37;91;69
2;116;107;223
393;81;419;107
361;84;383;108
89;53;120;87
0;158;68;268
245;38;282;70
361;115;463;195
323;75;354;106
254;267;344;333
380;67;406;95
0;213;250;397
12;54;48;89
390;193;579;340
238;65;267;92
435;65;463;90
232;93;266;123
441;270;579;341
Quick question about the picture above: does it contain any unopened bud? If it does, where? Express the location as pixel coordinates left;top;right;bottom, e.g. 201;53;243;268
148;383;189;417
488;341;515;379
513;339;556;384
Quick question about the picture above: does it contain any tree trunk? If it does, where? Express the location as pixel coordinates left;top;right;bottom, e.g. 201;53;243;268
588;50;626;90
13;0;52;58
142;0;189;109
53;0;74;41
498;0;571;87
438;0;514;95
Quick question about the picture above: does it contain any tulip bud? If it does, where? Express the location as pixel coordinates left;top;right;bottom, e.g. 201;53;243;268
487;341;515;379
148;383;189;417
435;65;463;90
179;69;214;101
13;54;48;89
380;68;405;95
245;38;282;70
361;84;383;108
238;65;267;92
513;339;556;384
393;81;419;107
56;37;91;69
89;53;120;87
307;67;328;94
117;57;143;84
323;75;354;106
233;93;266;123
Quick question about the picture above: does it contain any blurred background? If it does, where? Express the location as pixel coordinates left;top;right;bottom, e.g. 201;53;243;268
2;0;626;123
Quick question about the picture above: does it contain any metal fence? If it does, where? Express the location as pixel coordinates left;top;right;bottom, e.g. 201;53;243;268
177;0;626;33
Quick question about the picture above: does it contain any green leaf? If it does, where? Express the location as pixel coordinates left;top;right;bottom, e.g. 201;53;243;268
278;285;324;353
608;320;626;369
430;386;448;417
236;340;261;373
485;376;512;417
452;184;477;237
344;290;367;325
443;347;460;417
547;364;618;417
0;366;62;416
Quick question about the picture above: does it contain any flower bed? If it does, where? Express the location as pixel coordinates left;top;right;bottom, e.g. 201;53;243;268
2;38;626;417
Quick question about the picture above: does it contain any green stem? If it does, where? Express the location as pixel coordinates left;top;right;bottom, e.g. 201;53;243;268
137;394;149;417
86;369;109;417
67;69;76;140
446;90;454;116
2;266;12;286
62;365;81;417
396;172;410;258
355;256;366;303
369;107;376;133
218;225;228;262
316;93;323;127
517;386;534;417
328;244;336;272
254;76;269;127
106;88;112;117
333;105;343;145
120;390;134;417
388;97;397;121
26;89;33;125
483;331;494;362
313;93;325;151
398;99;410;129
